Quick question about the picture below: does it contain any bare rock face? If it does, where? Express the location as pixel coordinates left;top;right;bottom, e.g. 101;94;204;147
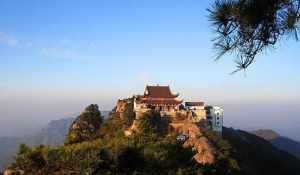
116;99;130;118
184;136;216;164
64;104;102;145
170;122;216;165
116;99;128;113
124;120;140;136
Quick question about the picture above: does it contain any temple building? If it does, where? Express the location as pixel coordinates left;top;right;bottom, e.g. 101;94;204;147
130;84;224;133
134;85;182;118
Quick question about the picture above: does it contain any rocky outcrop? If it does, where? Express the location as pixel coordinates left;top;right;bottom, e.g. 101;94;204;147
64;104;102;145
184;136;216;164
170;122;216;164
116;99;128;113
3;168;24;175
116;98;132;118
124;120;140;136
126;111;217;165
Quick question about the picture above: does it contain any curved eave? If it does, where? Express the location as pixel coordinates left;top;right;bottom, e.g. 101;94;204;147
170;93;179;98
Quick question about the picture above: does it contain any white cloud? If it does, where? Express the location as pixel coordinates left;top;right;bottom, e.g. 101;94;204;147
0;32;18;47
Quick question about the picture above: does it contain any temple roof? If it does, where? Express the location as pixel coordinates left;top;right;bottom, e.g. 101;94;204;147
145;85;179;98
185;102;205;106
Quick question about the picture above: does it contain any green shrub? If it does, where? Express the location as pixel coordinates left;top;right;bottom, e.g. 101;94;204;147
13;140;108;174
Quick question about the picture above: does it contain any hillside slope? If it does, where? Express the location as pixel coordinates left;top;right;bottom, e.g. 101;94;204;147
223;128;300;175
252;129;300;159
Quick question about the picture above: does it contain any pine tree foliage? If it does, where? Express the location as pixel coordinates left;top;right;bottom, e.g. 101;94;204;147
209;0;300;72
65;104;103;145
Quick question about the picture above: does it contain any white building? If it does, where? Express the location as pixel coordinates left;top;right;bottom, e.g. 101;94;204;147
205;106;224;133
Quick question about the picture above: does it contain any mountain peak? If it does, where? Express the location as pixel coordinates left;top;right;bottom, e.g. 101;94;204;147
251;129;280;141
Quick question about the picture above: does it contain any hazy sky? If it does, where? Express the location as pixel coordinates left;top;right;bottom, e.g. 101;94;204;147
0;0;299;140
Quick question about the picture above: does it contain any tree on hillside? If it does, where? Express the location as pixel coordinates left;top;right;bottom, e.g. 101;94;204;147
138;111;170;138
65;104;103;145
209;0;300;72
123;98;136;127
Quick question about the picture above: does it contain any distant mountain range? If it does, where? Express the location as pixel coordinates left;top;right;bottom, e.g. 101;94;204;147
252;129;300;160
0;111;110;171
0;117;74;171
